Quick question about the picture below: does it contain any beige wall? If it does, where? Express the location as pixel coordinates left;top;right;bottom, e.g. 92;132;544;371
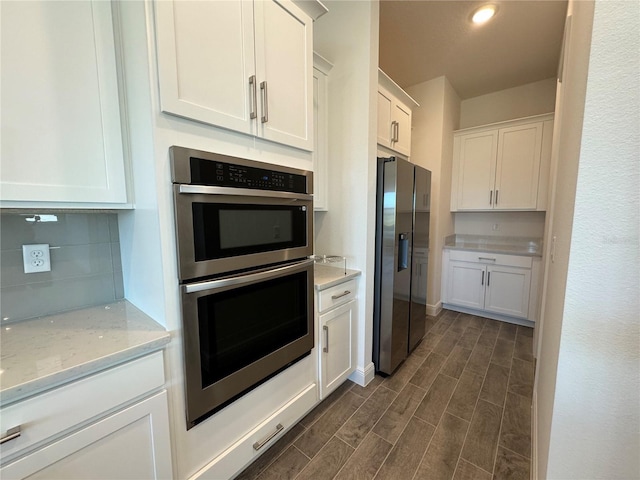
406;76;460;312
460;77;557;129
314;0;379;385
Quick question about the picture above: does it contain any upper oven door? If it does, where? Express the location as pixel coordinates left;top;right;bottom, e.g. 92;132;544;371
174;185;313;281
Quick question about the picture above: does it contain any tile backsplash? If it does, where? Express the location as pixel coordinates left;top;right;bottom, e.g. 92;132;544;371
0;212;124;324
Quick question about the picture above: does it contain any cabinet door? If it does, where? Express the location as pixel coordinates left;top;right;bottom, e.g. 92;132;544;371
446;261;485;309
391;102;412;156
254;0;313;151
1;391;172;480
319;300;356;399
494;122;543;209
377;88;393;147
154;0;256;135
453;130;498;210
313;66;329;211
484;265;531;319
0;1;127;204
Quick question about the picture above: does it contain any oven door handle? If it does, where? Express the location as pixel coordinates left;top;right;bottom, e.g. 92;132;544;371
178;184;313;201
184;259;314;294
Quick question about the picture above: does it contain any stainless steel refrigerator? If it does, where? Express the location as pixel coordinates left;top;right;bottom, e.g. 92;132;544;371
373;156;431;376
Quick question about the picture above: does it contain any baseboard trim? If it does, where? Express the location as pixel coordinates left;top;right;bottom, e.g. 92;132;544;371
442;303;535;328
532;390;538;480
426;301;442;317
348;362;375;387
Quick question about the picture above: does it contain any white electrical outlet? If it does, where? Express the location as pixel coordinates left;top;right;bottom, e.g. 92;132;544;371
22;244;51;273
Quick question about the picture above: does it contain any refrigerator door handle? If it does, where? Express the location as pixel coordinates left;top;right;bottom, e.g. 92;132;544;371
398;233;409;271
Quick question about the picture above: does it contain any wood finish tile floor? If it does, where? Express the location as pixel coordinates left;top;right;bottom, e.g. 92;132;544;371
237;310;534;480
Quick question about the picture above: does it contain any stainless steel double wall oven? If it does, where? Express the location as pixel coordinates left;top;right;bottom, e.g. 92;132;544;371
171;147;314;429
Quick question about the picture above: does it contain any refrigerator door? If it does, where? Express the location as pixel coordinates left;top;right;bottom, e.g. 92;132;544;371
374;157;414;375
409;166;431;352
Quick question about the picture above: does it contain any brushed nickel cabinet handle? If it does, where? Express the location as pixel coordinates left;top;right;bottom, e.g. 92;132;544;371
260;81;269;123
495;190;499;204
249;75;257;120
489;190;493;205
0;426;21;445
331;290;351;300
478;257;496;262
323;325;329;353
253;423;284;451
487;271;491;286
481;271;485;285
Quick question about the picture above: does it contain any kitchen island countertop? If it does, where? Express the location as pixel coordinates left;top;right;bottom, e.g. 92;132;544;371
0;300;170;406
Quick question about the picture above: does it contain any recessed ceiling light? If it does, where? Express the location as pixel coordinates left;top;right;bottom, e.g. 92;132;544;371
472;4;498;24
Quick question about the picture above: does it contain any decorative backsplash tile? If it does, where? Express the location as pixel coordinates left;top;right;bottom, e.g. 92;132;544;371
0;212;124;323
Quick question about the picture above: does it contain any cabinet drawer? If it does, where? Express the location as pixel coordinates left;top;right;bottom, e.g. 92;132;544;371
447;250;533;269
317;279;357;313
0;351;165;464
191;384;317;479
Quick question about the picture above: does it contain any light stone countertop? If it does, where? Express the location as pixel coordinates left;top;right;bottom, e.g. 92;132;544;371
314;264;361;291
0;300;170;406
443;234;543;257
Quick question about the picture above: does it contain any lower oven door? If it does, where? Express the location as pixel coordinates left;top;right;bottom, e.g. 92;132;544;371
181;259;314;428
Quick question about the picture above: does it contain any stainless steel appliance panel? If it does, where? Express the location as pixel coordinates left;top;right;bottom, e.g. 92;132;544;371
181;259;314;427
374;157;415;375
173;186;313;280
409;166;431;352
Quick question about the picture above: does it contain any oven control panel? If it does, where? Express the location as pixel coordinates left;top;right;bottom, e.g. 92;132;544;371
189;156;307;194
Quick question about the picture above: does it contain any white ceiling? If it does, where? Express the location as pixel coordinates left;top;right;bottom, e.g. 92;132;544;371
379;0;568;99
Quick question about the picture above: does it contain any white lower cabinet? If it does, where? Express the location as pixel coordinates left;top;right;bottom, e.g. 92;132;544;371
316;278;357;399
0;352;172;479
442;250;537;322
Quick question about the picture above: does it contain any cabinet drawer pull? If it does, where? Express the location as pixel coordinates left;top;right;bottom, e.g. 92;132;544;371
253;423;284;451
0;426;21;445
260;80;269;123
249;75;257;120
323;325;329;353
478;257;496;262
331;290;351;300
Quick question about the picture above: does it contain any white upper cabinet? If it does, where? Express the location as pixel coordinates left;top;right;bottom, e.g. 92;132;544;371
377;69;418;158
451;114;554;211
0;1;128;207
154;0;313;151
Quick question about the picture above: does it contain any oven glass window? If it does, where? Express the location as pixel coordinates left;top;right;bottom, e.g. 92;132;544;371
197;271;308;388
192;204;307;261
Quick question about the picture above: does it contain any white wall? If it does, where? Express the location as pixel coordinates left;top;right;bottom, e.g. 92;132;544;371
454;211;546;238
406;76;460;313
460;77;557;129
314;0;379;385
536;0;640;478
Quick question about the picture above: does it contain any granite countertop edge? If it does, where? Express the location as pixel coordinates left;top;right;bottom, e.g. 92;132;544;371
0;301;170;407
443;234;543;257
314;264;362;291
